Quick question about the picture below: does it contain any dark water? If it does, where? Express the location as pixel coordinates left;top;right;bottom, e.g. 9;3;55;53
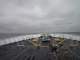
56;32;80;35
0;33;26;40
0;32;80;40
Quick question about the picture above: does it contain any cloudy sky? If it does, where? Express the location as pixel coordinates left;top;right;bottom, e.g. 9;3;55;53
0;0;80;33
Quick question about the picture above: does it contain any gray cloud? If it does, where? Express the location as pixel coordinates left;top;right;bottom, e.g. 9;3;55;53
0;0;80;33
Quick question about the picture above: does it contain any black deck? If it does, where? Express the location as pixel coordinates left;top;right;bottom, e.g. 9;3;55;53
0;39;80;60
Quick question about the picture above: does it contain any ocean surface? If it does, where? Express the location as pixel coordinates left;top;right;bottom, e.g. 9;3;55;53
0;33;26;40
56;32;80;36
0;32;80;40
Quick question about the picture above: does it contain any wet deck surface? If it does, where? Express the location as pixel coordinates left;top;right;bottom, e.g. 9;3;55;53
0;39;80;60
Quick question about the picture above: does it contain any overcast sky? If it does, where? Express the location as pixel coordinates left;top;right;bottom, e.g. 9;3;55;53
0;0;80;33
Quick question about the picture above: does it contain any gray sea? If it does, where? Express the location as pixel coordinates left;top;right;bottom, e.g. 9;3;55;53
0;33;26;40
0;32;80;40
